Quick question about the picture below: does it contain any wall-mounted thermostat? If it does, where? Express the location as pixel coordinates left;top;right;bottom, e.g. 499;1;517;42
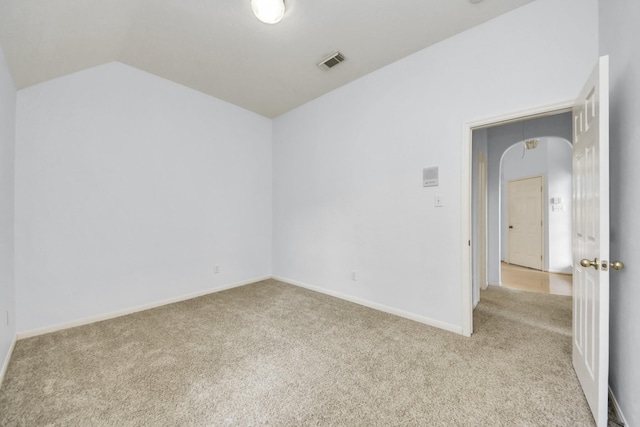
423;166;439;187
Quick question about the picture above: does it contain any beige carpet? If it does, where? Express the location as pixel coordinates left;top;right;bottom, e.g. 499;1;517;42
0;280;596;426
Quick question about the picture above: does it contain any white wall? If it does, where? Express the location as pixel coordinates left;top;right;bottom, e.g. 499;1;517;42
546;141;572;273
486;114;572;285
273;0;598;330
15;62;272;332
600;1;640;425
0;44;16;375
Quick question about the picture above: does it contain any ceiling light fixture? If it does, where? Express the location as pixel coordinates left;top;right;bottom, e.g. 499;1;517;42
251;0;285;24
524;139;540;150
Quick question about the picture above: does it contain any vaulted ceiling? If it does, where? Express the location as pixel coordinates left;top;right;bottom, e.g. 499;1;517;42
0;0;534;118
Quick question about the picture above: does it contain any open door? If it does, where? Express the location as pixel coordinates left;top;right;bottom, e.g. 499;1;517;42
572;56;609;426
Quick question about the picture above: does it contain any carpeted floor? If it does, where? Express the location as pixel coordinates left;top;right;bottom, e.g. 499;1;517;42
0;280;596;426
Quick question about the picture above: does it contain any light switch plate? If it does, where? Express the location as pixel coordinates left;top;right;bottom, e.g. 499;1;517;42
435;195;443;207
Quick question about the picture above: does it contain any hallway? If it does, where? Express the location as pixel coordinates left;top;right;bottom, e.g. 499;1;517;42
500;262;572;296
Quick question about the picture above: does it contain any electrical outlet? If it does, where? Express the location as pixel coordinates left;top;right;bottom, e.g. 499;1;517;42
351;271;357;281
214;265;220;274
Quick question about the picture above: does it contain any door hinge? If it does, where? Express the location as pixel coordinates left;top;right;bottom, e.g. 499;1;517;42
468;240;471;246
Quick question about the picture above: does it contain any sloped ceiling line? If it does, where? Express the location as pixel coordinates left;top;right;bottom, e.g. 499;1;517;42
0;0;534;117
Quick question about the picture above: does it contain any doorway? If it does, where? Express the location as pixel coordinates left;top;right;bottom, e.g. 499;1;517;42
462;58;612;426
470;112;573;308
460;102;574;337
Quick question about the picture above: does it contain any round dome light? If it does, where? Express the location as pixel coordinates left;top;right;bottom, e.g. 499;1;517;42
251;0;285;24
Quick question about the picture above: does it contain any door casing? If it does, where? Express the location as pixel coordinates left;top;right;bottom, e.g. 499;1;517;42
477;151;488;294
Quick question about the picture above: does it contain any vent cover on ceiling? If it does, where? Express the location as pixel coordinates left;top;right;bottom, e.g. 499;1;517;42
318;52;345;70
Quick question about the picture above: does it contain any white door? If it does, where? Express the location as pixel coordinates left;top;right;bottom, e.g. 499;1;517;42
572;56;609;427
507;176;543;270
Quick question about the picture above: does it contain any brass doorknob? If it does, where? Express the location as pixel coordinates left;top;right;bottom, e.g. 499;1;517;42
610;261;625;270
580;258;599;269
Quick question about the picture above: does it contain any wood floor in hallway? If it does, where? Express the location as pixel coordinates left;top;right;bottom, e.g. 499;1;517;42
500;262;572;296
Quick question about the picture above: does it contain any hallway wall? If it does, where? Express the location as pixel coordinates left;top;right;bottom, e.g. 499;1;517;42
485;114;572;285
599;0;640;424
499;137;572;273
0;43;16;379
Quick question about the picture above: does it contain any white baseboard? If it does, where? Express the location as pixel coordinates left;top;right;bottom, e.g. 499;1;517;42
609;386;627;426
15;273;463;340
17;276;271;339
489;281;501;287
0;335;17;388
273;275;463;335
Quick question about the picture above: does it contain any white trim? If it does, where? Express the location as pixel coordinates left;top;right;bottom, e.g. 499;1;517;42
0;335;17;388
274;275;463;335
465;102;574;131
17;276;271;339
461;100;574;337
609;386;627;426
462;120;473;337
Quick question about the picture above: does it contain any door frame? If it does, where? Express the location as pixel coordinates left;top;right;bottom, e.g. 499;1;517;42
477;150;488;295
506;174;544;270
461;100;573;337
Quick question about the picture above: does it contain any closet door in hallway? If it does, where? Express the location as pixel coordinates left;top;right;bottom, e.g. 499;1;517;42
507;176;543;270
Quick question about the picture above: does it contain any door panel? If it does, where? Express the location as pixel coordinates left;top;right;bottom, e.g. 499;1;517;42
507;176;543;270
572;56;609;427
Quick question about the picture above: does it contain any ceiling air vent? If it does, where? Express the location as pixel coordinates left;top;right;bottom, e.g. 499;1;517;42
318;52;345;70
